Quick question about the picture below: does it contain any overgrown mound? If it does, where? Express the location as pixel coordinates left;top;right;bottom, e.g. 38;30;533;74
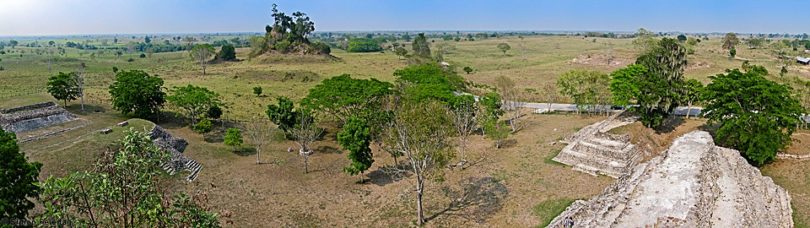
249;4;332;58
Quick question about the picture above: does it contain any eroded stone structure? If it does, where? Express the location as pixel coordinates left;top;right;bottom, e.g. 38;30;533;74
0;102;77;133
553;114;640;178
150;125;203;181
548;131;793;228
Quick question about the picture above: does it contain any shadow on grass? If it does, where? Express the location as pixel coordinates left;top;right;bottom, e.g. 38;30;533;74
232;147;257;156
426;176;509;224
65;103;106;114
653;116;684;134
316;145;342;154
368;161;412;186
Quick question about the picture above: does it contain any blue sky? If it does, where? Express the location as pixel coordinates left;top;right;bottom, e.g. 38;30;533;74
1;0;808;36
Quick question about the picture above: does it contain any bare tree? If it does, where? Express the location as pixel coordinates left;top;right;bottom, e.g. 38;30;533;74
245;117;273;164
386;101;453;225
450;97;476;166
495;76;525;132
542;83;561;112
76;63;86;112
289;113;321;174
189;44;215;75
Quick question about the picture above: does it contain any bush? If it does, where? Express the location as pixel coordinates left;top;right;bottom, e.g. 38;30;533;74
252;86;263;96
217;44;236;61
347;38;382;52
274;40;292;53
127;58;134;62
224;128;243;151
192;119;213;133
310;41;331;55
207;106;222;119
139;53;146;58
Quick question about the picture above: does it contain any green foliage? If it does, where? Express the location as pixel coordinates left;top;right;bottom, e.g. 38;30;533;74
394;63;466;105
463;66;474;74
722;32;739;50
46;71;81;106
274;40;292;53
496;43;511;55
266;96;299;134
108;70;166;118
347;38;383;52
701;68;804;166
483;119;510;148
677;34;687;42
632;28;657;51
634;38;687;128
412;33;432;59
190;44;215;74
683;79;703;106
729;47;737;58
252;86;263;96
0;129;42;222
217;44;237;61
167;85;223;124
36;129;220;227
609;64;646;106
193;118;213;133
338;116;373;176
302;74;392;122
479;92;503;119
557;70;611;112
533;198;575;227
224;128;243;150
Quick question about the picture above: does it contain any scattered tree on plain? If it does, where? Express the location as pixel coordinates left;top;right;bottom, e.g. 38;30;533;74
217;44;237;61
0;129;42;223
167;85;223;125
701;67;804;166
497;42;511;55
302;74;393;123
463;66;474;74
450;95;477;163
245;117;273;164
190;44;215;75
252;86;263;96
385;100;454;225
496;76;525;131
557;70;611;114
46;72;81;106
721;32;740;50
108;70;166;118
266;96;300;135
289;110;322;174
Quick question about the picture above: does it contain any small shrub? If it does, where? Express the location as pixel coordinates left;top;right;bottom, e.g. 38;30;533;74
274;40;292;53
224;128;243;151
127;58;135;62
0;66;4;71
192;119;213;133
139;53;146;58
252;86;263;96
207;106;222;119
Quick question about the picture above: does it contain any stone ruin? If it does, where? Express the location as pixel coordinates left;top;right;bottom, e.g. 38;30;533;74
0;102;77;133
552;113;641;178
548;131;793;227
150;125;203;182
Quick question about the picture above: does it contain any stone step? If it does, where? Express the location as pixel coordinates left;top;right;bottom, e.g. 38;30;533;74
574;139;637;161
554;147;628;177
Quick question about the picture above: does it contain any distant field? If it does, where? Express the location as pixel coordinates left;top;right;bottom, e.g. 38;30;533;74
2;35;809;226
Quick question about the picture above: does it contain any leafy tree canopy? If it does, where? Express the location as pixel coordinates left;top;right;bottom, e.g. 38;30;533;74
216;44;236;61
46;72;81;106
266;96;299;134
108;70;166;118
701;68;805;166
346;38;383;53
394;64;466;105
302;74;392;122
0;129;42;221
338;116;374;176
634;38;687;128
609;64;646;106
167;85;223;124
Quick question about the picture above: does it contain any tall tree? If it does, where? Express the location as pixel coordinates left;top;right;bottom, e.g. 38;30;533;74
216;44;236;61
412;33;432;59
450;95;476;164
496;76;524;132
190;44;215;75
245;117;273;164
385;101;453;225
0;129;42;222
701;68;804;166
338;116;373;182
108;70;166;118
46;72;81;106
557;70;610;114
634;38;687;128
266;96;299;134
722;32;740;50
609;64;646;108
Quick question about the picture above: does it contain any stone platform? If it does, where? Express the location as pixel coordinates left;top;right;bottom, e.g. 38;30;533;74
553;113;640;178
0;102;77;133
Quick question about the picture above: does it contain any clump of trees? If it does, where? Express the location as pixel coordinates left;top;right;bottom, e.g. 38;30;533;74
108;70;166;118
346;38;383;52
497;43;511;55
216;44;237;61
167;85;223;126
701;67;805;166
249;4;330;57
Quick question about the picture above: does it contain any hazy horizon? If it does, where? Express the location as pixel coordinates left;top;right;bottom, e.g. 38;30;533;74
1;0;809;36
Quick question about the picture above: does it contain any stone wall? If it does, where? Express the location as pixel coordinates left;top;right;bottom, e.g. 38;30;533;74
0;102;77;133
548;131;793;228
553;112;640;178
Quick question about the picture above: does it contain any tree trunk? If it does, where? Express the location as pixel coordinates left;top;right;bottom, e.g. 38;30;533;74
415;178;425;225
686;101;692;119
256;148;261;164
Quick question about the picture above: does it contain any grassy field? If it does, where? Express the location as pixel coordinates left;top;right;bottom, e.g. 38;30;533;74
2;35;809;226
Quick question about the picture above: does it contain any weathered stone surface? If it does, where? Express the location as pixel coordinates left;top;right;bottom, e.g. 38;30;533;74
149;125;201;181
548;131;793;228
0;102;77;133
117;121;129;127
553;113;640;178
99;128;112;134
